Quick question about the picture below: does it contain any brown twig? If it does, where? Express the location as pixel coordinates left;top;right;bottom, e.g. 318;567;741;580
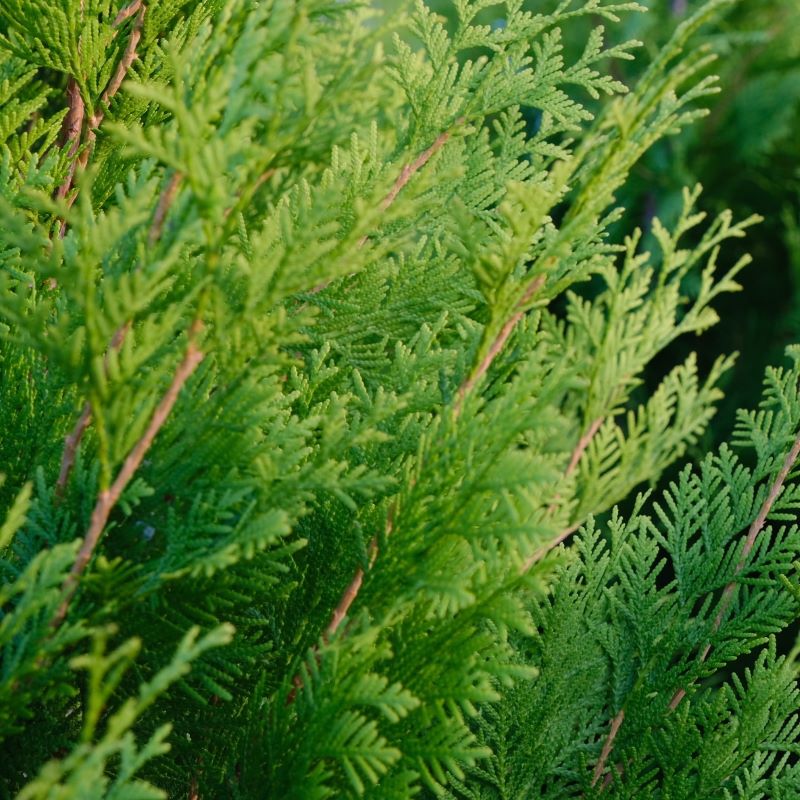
285;510;392;704
55;322;132;499
356;129;452;248
328;517;387;637
668;427;800;711
592;708;625;787
325;532;381;641
84;4;145;147
55;404;93;500
222;168;276;222
521;521;581;575
326;505;391;640
305;129;454;295
52;321;204;628
564;417;604;479
113;0;143;26
454;274;546;417
148;172;183;246
55;78;86;203
520;416;604;574
310;126;454;292
57;3;146;233
381;131;452;212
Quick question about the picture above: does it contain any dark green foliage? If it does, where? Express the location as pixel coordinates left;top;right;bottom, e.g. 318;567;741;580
1;0;799;797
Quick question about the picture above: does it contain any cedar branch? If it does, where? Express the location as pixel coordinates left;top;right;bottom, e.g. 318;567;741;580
287;129;458;699
564;416;604;479
325;519;385;641
355;129;452;249
52;321;204;628
286;505;393;704
310;126;454;289
380;130;451;212
55;403;92;500
85;4;145;147
295;122;543;704
669;426;800;710
113;0;143;26
591;425;800;788
521;521;581;575
55;137;175;495
57;3;145;232
321;272;546;645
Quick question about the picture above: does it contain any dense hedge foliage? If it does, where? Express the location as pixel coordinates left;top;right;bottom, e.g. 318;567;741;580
1;0;799;797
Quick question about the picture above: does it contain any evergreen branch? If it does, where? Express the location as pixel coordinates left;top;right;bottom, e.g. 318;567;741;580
454;274;547;417
84;3;145;149
57;3;146;233
590;424;800;789
52;320;203;628
222;169;274;221
308;125;452;293
318;264;545;664
668;425;800;710
565;416;605;479
522;522;580;575
326;509;390;640
55;158;177;497
310;124;454;289
287;506;396;705
356;122;458;245
309;259;548;688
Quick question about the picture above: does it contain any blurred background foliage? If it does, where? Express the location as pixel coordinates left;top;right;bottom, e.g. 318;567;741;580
416;0;800;450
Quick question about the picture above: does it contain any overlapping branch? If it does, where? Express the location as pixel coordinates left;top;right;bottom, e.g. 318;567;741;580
52;321;204;628
669;426;800;709
307;263;551;698
148;172;183;246
320;277;550;648
590;426;800;789
55;163;183;499
55;79;85;203
55;403;93;500
290;129;461;698
52;166;188;624
56;1;146;228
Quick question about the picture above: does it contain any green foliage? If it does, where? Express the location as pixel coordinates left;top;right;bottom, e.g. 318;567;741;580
453;351;800;797
0;0;798;797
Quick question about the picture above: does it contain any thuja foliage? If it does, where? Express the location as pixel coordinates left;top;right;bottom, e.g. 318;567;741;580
2;0;800;797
